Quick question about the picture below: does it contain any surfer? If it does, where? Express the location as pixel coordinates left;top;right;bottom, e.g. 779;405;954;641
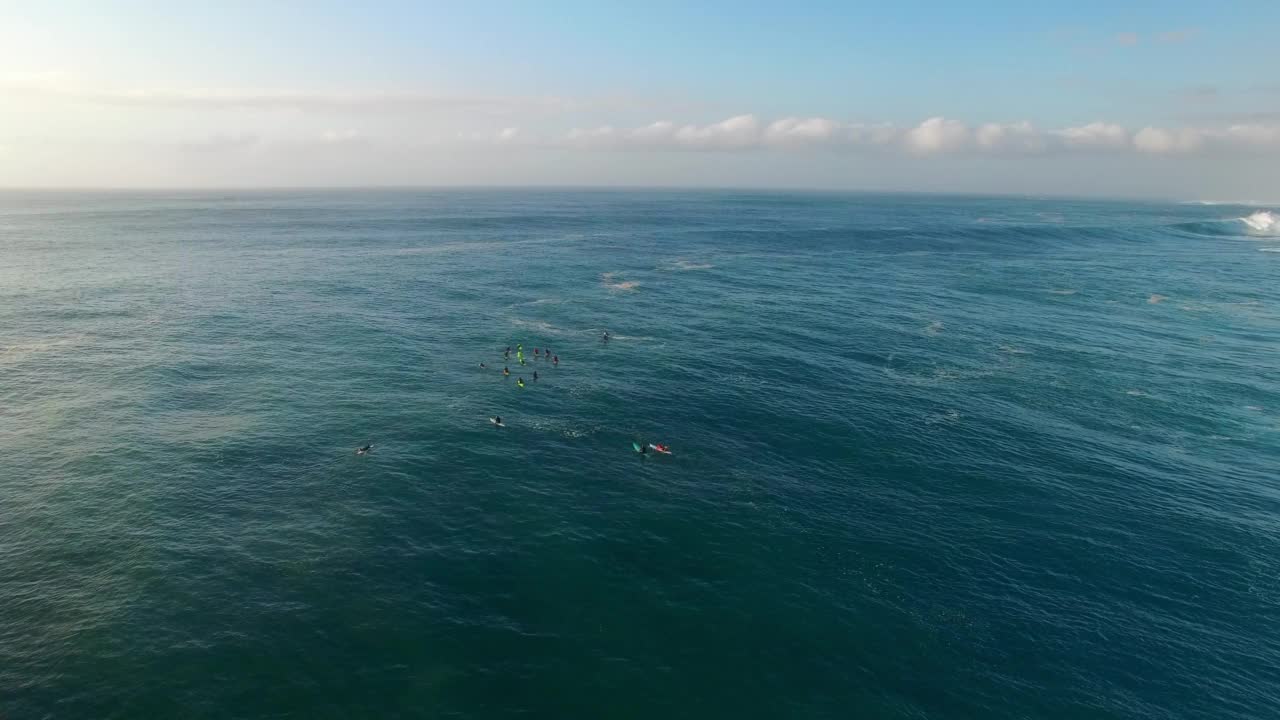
517;377;525;388
356;444;372;455
602;330;610;342
503;366;510;377
533;370;539;381
534;348;541;357
652;443;670;454
479;362;487;369
552;355;559;365
492;415;503;427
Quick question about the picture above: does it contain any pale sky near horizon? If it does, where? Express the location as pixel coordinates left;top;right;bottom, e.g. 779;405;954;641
2;1;1279;199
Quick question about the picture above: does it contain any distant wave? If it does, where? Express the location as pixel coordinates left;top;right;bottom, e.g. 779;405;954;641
1259;247;1280;252
508;298;565;309
601;272;640;292
665;259;714;271
509;318;574;336
1167;210;1278;238
1181;199;1274;206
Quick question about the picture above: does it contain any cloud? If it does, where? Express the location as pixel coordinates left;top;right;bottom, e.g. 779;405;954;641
551;115;1280;156
905;117;970;154
1053;122;1130;149
674;114;761;148
764;117;840;146
1156;28;1198;44
975;121;1046;152
1115;32;1140;46
565;115;762;150
1214;124;1280;148
1134;127;1204;153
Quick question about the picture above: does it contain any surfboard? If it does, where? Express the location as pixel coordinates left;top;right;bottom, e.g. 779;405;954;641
632;442;644;453
648;444;672;455
489;418;505;427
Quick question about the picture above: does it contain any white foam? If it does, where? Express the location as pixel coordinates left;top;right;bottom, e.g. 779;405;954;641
1241;211;1278;235
669;259;714;271
509;318;572;335
601;271;640;292
508;298;564;308
1259;247;1280;252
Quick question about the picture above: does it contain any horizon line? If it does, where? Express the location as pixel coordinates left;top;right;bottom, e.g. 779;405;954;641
0;184;1209;205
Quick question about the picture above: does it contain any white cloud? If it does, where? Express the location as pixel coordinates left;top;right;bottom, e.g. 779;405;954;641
764;117;840;146
975;121;1045;152
549;115;1280;157
1134;126;1203;153
1216;124;1280;147
673;114;760;148
1053;122;1129;149
905;117;970;154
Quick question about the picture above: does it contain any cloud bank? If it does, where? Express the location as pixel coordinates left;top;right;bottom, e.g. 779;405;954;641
547;115;1280;155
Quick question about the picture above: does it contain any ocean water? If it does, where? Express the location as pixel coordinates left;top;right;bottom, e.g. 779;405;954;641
2;190;1278;719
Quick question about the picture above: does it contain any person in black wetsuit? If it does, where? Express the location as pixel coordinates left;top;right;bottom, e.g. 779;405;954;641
356;444;372;455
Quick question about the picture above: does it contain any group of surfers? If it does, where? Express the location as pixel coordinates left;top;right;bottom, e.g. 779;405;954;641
358;332;669;456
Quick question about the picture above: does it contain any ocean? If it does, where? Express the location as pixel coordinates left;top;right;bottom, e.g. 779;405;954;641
1;190;1277;719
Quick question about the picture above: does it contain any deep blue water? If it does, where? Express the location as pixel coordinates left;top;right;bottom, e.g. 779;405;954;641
2;190;1278;719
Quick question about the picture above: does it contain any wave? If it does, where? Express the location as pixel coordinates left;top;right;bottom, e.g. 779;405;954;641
1167;211;1278;238
507;298;565;309
1241;211;1278;235
665;259;714;271
601;272;640;292
1260;247;1280;252
509;318;575;336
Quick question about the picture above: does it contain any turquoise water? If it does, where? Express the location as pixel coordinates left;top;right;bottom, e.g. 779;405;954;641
2;190;1278;719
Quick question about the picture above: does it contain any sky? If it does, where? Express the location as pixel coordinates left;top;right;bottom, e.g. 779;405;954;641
2;0;1279;198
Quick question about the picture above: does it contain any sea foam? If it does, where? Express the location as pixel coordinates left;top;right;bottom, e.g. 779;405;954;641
1240;211;1278;235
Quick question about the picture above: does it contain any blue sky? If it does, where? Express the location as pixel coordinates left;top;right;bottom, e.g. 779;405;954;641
2;1;1279;197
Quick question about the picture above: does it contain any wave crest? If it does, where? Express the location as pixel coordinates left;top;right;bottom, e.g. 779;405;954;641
1241;211;1278;234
